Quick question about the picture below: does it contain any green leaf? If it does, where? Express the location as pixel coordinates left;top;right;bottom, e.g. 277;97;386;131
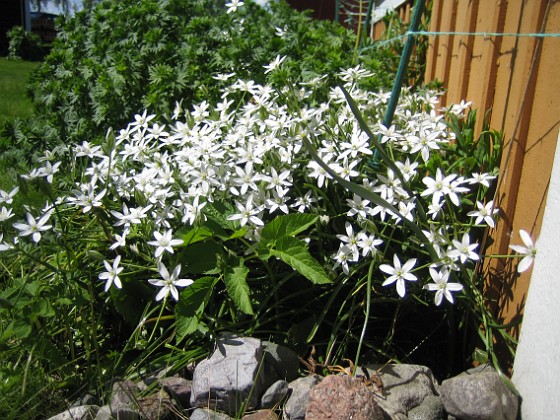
269;236;331;284
175;276;218;343
472;347;488;364
34;299;55;318
0;296;14;310
180;226;214;246
259;213;318;245
25;280;41;298
224;257;253;315
86;250;106;261
204;201;238;231
7;317;32;339
180;240;222;274
227;228;248;241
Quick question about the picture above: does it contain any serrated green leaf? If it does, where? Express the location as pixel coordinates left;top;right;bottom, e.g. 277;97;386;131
175;276;218;343
269;236;331;284
204;201;238;231
259;213;318;246
224;258;253;315
179;240;222;274
180;226;213;246
227;228;248;240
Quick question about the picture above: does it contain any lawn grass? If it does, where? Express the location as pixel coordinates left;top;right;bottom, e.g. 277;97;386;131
0;57;39;124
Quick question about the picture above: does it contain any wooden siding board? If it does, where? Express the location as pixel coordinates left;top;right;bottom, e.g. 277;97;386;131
445;0;479;105
495;0;560;332
425;0;443;81
433;0;459;104
465;1;507;135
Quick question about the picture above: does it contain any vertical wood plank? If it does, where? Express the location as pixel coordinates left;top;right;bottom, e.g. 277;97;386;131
424;0;443;81
445;0;479;105
432;0;459;104
465;1;507;135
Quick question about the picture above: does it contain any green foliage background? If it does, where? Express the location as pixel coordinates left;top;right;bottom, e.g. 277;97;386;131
28;0;399;147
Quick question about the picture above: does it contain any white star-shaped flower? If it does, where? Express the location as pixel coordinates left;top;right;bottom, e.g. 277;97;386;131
448;233;479;264
148;262;193;301
380;255;417;298
13;210;54;243
467;200;499;228
509;229;537;273
99;255;123;292
147;230;184;258
423;268;463;305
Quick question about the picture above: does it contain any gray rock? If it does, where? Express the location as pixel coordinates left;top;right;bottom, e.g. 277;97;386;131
159;376;192;408
71;394;100;408
408;395;446;420
305;374;384;420
363;364;439;416
262;341;299;385
189;408;233;420
260;379;288;409
94;404;139;420
283;375;322;420
111;380;140;407
48;405;100;420
440;364;519;420
190;334;266;414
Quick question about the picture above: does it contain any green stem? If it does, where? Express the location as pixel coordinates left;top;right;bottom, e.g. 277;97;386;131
353;258;375;375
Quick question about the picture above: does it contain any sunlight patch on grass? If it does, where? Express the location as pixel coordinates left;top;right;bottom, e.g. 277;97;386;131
0;57;39;124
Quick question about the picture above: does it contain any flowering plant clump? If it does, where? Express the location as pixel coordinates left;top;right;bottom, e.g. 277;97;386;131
0;61;534;412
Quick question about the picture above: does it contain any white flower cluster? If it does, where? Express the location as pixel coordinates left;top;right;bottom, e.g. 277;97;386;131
1;63;536;304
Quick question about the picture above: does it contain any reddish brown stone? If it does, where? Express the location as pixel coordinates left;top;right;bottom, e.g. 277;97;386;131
305;375;385;420
242;409;278;420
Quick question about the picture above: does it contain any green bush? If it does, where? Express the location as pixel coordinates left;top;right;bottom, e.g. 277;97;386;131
28;0;398;147
7;26;46;61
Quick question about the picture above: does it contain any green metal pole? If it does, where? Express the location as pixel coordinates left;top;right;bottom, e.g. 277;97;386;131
335;0;340;23
382;0;426;128
362;0;375;49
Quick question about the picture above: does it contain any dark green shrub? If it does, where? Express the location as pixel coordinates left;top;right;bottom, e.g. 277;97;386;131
28;0;398;146
7;26;46;61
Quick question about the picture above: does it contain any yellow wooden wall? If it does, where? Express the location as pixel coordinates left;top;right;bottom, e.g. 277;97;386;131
374;0;560;347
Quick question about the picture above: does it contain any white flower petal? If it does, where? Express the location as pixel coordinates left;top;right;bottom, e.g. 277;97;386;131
519;229;533;248
517;255;534;273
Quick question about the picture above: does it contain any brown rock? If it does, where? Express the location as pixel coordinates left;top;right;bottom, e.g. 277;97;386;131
242;409;278;420
136;389;176;419
305;375;385;420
